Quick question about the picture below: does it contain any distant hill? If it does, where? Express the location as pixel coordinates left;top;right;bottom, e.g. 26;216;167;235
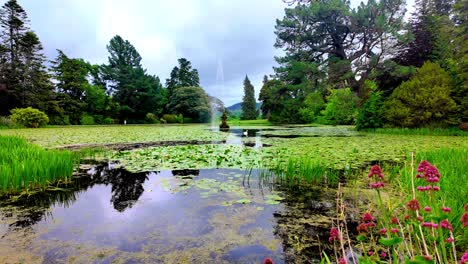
226;102;261;112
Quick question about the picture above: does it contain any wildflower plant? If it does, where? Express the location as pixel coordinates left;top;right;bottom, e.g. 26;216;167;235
326;155;467;264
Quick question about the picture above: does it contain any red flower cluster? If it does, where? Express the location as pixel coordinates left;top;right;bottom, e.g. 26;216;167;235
416;161;441;191
440;219;453;231
407;199;421;211
462;205;468;228
441;206;451;213
329;227;340;242
461;252;468;264
357;212;376;233
368;165;384;179
338;258;347;264
368;165;385;189
421;222;438;228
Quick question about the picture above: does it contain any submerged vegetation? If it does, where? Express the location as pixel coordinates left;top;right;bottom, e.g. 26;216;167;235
0;136;78;194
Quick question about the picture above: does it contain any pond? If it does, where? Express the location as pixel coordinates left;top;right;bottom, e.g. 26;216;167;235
0;163;339;264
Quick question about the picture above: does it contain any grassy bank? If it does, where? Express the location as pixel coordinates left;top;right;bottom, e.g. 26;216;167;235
362;127;467;136
0;136;78;194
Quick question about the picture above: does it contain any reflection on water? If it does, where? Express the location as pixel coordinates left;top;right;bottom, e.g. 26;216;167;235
0;164;341;264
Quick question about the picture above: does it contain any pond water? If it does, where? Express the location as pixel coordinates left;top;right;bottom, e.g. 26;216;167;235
0;164;337;264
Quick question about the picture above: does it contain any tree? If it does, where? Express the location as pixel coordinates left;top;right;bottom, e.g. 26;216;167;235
166;58;200;98
384;62;458;127
0;0;52;115
102;35;166;122
241;76;258;120
167;86;210;123
356;91;384;130
275;0;406;94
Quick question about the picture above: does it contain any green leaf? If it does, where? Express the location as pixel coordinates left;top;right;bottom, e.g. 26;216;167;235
378;237;403;246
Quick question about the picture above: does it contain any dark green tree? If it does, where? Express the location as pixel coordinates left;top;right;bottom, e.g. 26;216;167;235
102;35;166;122
241;76;258;120
275;0;406;94
167;86;210;123
384;62;458;127
356;91;384;130
166;58;200;102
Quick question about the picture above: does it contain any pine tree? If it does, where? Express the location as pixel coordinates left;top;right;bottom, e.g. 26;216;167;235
241;76;258;120
166;58;201;114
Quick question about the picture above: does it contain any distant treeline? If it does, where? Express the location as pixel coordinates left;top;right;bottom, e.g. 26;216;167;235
0;0;220;125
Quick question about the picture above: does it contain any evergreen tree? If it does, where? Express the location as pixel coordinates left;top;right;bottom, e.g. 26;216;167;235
102;35;166;122
241;76;258;120
165;58;200;100
0;0;51;114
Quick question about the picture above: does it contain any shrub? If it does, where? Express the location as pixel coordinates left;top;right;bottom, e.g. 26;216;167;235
93;115;104;124
384;62;458;127
356;92;384;130
162;114;183;124
103;117;114;125
299;92;325;123
80;115;95;125
145;113;160;124
0;116;16;128
10;107;49;128
321;88;359;125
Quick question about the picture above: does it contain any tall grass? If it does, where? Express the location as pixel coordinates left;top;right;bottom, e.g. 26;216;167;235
0;136;79;194
362;127;467;136
397;148;468;246
260;157;340;187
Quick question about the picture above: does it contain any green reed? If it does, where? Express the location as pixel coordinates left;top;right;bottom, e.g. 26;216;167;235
0;135;79;194
363;127;467;136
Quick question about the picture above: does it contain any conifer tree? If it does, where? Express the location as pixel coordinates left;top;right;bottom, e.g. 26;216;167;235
241;75;258;120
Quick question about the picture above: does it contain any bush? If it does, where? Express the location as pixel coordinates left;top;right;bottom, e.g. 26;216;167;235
103;117;114;125
299;92;326;123
145;113;160;124
356;92;384;130
93;115;104;124
384;62;457;127
321;88;359;125
0;116;16;128
10;107;49;128
80;115;95;125
162;114;183;124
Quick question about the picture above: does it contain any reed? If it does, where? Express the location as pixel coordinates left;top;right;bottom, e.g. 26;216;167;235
362;127;467;136
0;135;79;194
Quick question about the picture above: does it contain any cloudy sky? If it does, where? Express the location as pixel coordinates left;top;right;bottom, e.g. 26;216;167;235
5;0;415;106
6;0;288;106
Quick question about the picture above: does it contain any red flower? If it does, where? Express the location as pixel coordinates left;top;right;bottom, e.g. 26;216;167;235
421;222;438;228
370;182;385;189
424;206;431;212
380;252;387;258
461;252;468;264
357;223;368;233
442;206;451;213
407;199;420;211
461;213;468;227
465;204;468;211
440;219;453;231
368;165;384;179
338;258;347;264
390;228;399;234
446;237;454;243
329;227;340;242
379;228;387;234
391;217;399;224
264;258;273;264
362;212;375;223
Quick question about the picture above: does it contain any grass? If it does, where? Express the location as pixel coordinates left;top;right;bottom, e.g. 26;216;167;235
396;148;468;246
362;127;467;136
226;119;272;126
0;135;79;194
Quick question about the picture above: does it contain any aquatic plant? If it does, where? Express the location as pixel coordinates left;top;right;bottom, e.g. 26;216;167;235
0;136;79;194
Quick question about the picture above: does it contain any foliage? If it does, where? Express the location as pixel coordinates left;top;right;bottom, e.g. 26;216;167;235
275;0;406;93
166;58;200;100
10;107;48;128
162;114;183;124
145;113;159;124
0;116;15;128
321;88;359;125
0;135;77;193
356;92;384;130
102;35;166;122
298;92;325;123
241;76;258;120
384;62;457;127
103;117;114;125
0;1;52;115
167;86;211;123
80;114;95;125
